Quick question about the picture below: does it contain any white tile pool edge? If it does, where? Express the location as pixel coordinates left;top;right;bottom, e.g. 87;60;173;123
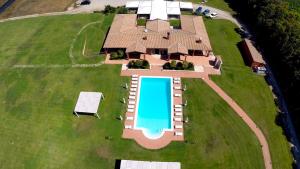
133;76;174;140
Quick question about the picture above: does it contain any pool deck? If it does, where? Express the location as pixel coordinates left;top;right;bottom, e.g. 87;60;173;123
122;76;184;149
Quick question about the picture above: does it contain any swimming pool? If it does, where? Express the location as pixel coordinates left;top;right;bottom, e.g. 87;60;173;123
135;76;173;139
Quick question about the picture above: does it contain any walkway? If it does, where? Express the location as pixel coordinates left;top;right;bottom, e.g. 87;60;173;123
202;77;272;169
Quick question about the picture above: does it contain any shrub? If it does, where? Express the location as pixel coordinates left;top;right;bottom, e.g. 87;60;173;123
103;5;116;14
170;60;177;69
117;50;124;58
163;60;194;71
182;61;189;69
169;19;181;28
163;62;171;69
117;6;128;14
137;18;146;26
128;60;150;69
110;52;118;60
176;62;183;70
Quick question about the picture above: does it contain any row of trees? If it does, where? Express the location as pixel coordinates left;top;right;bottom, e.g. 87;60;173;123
227;0;300;134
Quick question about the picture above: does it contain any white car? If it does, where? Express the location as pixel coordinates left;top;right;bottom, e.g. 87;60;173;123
209;12;218;18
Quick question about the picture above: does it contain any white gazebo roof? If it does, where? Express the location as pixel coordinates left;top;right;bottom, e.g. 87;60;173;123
150;0;168;20
138;0;152;7
179;2;193;9
74;92;102;114
167;7;181;15
137;6;152;14
126;1;140;8
166;1;179;8
120;160;181;169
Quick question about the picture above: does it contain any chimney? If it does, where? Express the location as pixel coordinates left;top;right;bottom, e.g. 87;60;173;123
166;32;170;40
196;37;202;43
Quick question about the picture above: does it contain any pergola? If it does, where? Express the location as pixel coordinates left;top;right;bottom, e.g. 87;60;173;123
74;92;104;118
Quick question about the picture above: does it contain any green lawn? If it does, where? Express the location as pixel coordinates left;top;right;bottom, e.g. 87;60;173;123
0;13;293;169
0;13;113;66
204;19;293;169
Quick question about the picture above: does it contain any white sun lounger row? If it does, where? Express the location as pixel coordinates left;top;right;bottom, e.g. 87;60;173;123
175;125;183;129
127;116;134;120
125;125;132;129
174;104;182;108
175;112;182;116
174;117;182;122
174;93;181;97
127;108;134;113
175;132;183;136
175;108;182;112
174;86;181;90
174;80;181;84
132;74;138;78
174;77;180;81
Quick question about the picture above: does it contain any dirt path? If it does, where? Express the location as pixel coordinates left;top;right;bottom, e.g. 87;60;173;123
202;76;272;169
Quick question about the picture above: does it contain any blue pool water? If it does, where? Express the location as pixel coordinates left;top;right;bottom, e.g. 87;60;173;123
136;77;172;139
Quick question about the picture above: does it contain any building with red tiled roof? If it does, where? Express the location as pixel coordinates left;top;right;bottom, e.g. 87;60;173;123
103;14;213;60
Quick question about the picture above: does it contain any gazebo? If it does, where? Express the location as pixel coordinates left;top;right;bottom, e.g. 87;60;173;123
74;92;104;118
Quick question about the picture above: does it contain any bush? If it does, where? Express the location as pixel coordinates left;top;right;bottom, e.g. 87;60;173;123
137;19;146;26
176;62;183;70
110;50;125;60
103;5;116;14
163;60;194;71
170;60;177;69
117;50;124;58
128;60;150;69
110;52;118;60
169;19;181;28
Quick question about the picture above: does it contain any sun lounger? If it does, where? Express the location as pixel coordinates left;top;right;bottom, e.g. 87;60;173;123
174;93;181;97
125;125;132;129
129;101;136;105
175;132;183;136
174;77;180;81
132;74;138;78
130;88;137;92
174;117;182;122
174;80;181;84
128;96;135;100
130;92;136;96
131;84;138;88
175;112;183;116
175;108;182;112
127;108;134;113
175;125;183;129
127;116;134;120
132;77;138;81
174;104;182;108
132;81;138;84
128;105;134;109
174;86;181;90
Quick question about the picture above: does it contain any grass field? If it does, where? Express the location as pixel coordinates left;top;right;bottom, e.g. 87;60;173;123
204;19;293;169
0;13;293;169
0;14;113;66
0;0;74;19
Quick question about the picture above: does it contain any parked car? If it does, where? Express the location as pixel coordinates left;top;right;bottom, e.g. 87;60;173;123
209;12;218;18
195;7;202;15
202;9;210;15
